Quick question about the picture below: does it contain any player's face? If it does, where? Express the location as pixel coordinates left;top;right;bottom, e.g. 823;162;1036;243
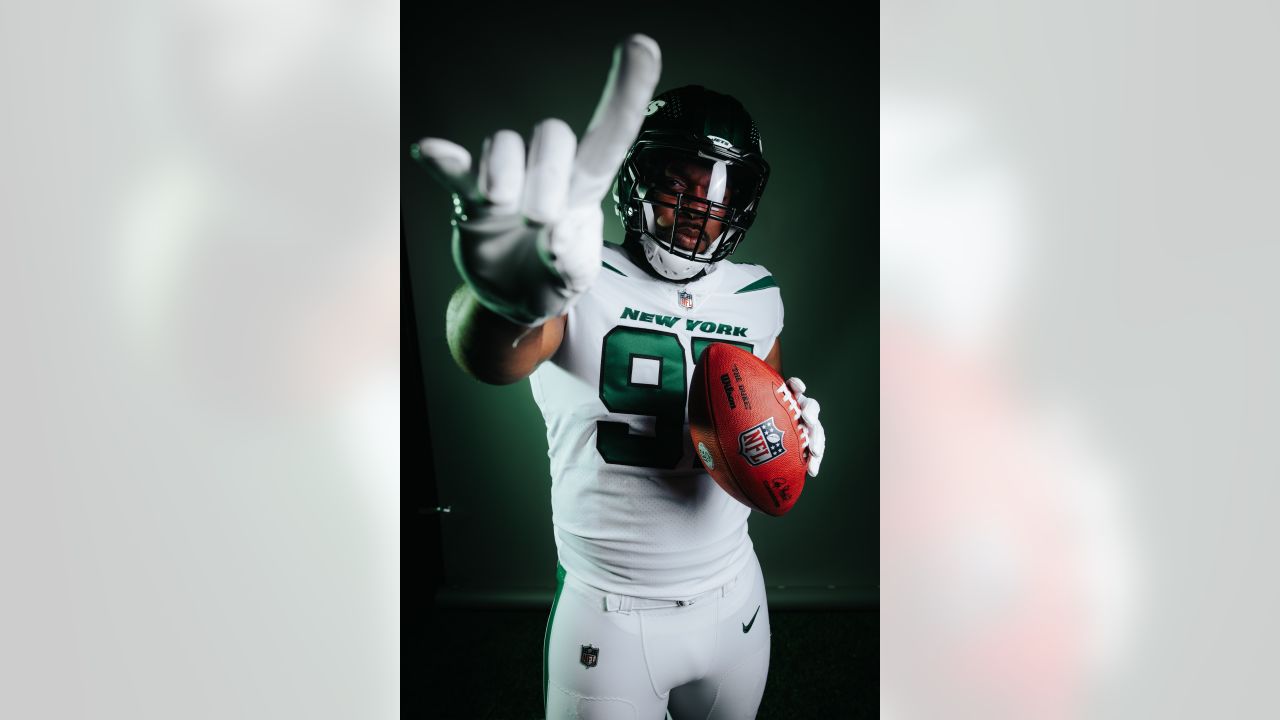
650;158;733;254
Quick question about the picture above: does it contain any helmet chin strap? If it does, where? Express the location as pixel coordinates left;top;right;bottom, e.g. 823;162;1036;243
638;202;724;280
641;235;719;280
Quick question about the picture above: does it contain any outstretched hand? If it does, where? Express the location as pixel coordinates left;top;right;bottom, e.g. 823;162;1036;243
413;35;663;326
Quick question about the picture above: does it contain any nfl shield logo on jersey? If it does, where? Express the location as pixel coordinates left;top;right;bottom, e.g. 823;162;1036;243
580;644;599;669
678;290;694;309
738;417;787;466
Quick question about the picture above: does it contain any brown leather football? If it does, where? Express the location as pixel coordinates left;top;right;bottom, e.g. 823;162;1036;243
688;342;808;516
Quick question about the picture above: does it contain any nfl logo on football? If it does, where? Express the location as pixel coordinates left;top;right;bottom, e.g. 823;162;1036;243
678;290;694;310
738;417;786;466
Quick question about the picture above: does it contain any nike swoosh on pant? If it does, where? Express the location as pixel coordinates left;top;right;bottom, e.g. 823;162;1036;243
742;605;761;633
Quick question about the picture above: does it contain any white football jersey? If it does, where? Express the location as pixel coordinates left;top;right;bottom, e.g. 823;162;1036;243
529;242;785;598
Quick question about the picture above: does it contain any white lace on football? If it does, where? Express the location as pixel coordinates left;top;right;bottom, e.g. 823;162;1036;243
775;381;800;420
775;382;809;449
773;381;814;448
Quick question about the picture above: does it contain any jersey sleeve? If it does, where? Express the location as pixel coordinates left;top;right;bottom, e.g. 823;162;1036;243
732;261;784;361
775;285;785;344
763;284;783;362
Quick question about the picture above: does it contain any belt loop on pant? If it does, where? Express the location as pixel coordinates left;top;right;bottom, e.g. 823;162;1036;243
602;577;741;613
722;573;740;598
604;593;633;614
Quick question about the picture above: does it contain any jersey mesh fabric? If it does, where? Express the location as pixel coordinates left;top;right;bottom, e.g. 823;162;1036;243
529;243;784;598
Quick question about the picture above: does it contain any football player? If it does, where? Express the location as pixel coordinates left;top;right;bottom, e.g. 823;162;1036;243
414;34;826;719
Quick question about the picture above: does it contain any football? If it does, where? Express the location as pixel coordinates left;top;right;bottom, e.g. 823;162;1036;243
688;343;808;516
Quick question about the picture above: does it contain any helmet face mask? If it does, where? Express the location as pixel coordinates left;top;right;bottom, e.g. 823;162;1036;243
628;144;756;262
612;86;770;280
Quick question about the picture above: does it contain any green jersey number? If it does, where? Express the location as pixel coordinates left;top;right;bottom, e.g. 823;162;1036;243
597;326;752;468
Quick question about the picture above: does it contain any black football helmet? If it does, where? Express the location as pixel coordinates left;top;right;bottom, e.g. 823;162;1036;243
612;85;770;279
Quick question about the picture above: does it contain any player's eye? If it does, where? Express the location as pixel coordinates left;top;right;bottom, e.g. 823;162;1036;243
662;176;688;192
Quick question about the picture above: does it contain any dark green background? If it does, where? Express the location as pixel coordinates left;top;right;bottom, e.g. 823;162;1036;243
404;4;876;607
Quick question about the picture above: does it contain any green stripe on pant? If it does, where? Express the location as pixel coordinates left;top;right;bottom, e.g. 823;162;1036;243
543;562;567;715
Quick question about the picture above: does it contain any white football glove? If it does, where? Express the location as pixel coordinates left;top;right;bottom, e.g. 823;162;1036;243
413;35;662;327
786;377;825;477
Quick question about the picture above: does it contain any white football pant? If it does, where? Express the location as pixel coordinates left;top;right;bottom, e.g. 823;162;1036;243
543;550;772;719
